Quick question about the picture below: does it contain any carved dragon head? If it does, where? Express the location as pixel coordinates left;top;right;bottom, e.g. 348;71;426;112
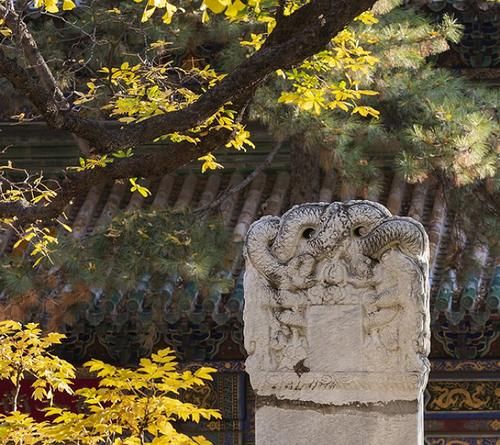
244;200;429;287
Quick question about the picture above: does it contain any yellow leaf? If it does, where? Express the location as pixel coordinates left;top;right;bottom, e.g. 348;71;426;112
354;11;379;25
197;153;223;173
45;0;59;13
352;106;380;119
46;332;66;344
56;220;73;232
194;367;216;381
356;89;379;96
63;0;76;10
32;387;47;401
225;0;245;18
203;0;230;14
141;6;156;22
161;2;177;24
129;178;152;197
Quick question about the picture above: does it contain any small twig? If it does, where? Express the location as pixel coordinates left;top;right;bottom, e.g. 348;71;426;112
12;367;22;412
1;145;12;154
195;139;283;213
42;11;97;41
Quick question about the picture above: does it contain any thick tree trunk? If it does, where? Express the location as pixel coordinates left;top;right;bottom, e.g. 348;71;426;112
289;136;321;205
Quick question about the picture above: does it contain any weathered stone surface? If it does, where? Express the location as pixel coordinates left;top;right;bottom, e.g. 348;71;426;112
243;200;430;444
256;402;423;445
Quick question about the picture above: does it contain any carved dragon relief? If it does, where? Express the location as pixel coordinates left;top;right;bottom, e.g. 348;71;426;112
243;200;430;401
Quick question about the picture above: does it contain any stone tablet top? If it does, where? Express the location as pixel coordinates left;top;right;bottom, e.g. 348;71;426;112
243;200;430;405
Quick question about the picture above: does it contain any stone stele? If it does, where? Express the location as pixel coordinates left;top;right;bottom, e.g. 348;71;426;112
243;200;430;445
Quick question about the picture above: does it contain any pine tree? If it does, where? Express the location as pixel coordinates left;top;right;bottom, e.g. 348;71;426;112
249;3;498;249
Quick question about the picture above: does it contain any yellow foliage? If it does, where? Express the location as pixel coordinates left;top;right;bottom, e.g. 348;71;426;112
240;33;265;50
276;23;380;118
11;226;60;266
129;177;152;197
198;153;223;173
0;320;75;412
24;0;380;127
131;0;260;23
32;0;76;13
0;320;221;445
72;155;113;172
76;62;254;171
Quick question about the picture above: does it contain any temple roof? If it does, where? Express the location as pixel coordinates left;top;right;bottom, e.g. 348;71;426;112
59;168;497;316
0;123;498;363
426;0;500;75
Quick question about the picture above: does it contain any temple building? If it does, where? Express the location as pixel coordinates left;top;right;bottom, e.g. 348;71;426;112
0;1;499;444
1;124;499;444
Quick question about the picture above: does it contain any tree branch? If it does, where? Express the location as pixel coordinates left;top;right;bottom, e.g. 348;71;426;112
0;0;377;225
0;129;233;225
1;4;66;105
0;45;112;142
100;0;377;150
0;0;376;153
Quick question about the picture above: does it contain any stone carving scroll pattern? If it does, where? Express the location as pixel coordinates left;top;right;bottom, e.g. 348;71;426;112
243;200;431;404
